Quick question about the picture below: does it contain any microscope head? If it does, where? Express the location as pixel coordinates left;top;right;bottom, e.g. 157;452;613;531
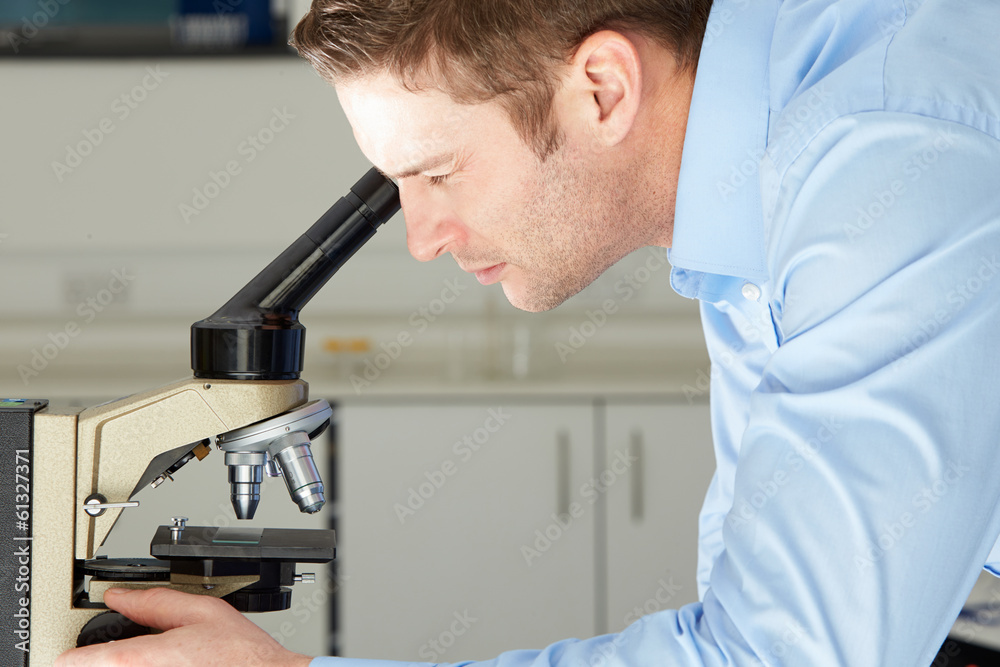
191;167;400;382
188;168;399;520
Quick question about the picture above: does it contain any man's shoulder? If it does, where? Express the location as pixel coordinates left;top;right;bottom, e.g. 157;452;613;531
765;0;1000;173
882;0;1000;139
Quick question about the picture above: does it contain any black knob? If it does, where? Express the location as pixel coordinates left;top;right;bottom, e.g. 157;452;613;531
77;611;153;647
223;587;292;613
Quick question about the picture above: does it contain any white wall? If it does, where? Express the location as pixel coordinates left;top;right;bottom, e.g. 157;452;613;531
0;8;710;662
0;50;706;400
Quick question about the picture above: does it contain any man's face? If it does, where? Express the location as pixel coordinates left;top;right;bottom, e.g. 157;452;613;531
337;73;661;312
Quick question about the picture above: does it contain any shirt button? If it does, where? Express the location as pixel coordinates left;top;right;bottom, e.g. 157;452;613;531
741;282;761;301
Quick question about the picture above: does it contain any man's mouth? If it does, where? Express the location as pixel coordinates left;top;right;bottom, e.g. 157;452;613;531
468;263;507;285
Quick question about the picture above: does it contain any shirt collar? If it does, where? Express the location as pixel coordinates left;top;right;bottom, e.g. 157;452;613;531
669;0;781;292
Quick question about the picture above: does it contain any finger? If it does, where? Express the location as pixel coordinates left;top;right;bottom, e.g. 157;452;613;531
102;587;232;631
55;633;163;667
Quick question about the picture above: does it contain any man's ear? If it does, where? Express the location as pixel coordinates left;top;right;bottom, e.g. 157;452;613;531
564;30;642;147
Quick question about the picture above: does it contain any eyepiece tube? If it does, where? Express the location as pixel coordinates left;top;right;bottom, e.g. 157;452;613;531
191;168;400;380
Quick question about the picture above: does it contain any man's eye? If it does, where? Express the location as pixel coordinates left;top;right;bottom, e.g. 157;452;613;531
426;173;450;186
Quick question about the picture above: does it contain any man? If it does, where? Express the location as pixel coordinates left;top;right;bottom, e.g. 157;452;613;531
58;0;1000;665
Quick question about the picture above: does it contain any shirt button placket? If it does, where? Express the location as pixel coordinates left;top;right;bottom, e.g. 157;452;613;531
741;282;762;302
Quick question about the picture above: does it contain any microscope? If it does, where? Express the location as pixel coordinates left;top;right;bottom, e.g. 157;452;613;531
2;169;400;665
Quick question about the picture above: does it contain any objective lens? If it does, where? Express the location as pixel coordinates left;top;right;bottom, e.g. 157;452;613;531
268;432;326;514
225;451;265;520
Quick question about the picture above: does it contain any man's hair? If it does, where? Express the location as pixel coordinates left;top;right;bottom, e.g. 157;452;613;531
290;0;712;158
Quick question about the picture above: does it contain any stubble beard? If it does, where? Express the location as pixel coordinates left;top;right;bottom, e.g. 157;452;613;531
498;143;654;313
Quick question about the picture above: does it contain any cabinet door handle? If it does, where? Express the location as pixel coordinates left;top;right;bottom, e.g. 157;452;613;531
630;430;644;521
557;430;570;517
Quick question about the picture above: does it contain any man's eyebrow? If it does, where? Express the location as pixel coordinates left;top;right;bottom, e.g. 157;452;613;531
382;153;455;180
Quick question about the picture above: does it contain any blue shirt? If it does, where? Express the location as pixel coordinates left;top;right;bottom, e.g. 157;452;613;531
314;0;1000;665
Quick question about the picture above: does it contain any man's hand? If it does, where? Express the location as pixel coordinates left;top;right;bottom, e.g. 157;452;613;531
55;588;314;667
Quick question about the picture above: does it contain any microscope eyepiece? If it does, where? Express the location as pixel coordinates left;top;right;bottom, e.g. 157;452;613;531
191;168;400;381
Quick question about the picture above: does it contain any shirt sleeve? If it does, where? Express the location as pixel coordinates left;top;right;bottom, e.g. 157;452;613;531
707;111;1000;664
314;114;1000;666
694;296;778;600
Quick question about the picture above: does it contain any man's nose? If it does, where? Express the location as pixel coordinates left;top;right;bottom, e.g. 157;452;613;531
399;181;462;262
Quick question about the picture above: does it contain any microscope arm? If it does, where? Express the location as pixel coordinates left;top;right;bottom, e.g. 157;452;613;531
73;377;307;561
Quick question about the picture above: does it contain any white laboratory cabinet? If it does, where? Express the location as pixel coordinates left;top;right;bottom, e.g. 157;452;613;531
337;401;597;661
603;402;713;633
335;397;714;661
